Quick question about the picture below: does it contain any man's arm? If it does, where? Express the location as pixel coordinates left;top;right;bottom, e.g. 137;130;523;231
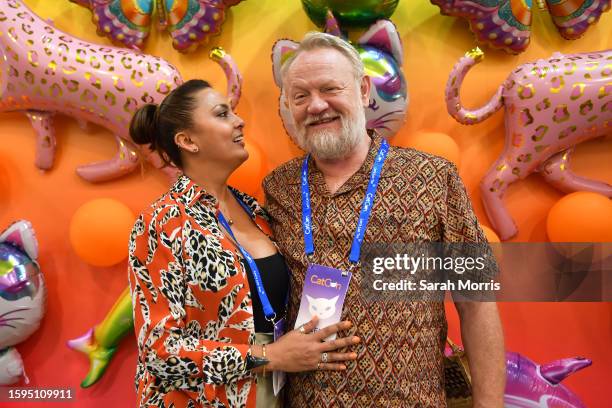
441;162;506;406
454;301;506;408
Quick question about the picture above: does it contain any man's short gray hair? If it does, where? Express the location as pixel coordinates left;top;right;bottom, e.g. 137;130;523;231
280;32;364;83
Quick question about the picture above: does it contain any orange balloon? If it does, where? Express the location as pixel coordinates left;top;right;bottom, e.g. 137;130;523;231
228;140;267;196
547;192;612;242
69;198;135;267
404;131;461;168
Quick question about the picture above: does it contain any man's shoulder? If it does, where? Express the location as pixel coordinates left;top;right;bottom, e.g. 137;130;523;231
388;144;456;174
263;155;305;191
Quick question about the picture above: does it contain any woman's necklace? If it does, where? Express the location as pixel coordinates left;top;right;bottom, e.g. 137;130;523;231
219;202;234;225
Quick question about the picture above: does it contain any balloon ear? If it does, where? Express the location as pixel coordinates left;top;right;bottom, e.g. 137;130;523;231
324;9;343;37
357;19;403;66
0;220;38;260
271;39;299;87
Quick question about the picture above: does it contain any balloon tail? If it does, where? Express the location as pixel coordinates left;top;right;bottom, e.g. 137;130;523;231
67;328;117;388
540;357;592;385
210;47;243;110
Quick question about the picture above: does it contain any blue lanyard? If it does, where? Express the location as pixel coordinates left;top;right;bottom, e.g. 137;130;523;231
218;194;277;322
301;139;389;264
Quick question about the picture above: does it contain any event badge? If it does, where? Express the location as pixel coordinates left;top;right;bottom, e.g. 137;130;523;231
272;318;286;396
294;264;352;341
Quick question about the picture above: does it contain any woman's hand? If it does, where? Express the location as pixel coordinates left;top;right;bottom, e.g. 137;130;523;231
265;316;360;372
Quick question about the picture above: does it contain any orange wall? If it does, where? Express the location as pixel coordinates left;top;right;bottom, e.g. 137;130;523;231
1;0;611;406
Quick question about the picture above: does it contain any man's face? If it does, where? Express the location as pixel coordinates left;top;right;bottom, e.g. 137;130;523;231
283;47;370;160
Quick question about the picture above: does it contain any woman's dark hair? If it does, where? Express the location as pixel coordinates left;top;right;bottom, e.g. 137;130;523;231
129;79;211;169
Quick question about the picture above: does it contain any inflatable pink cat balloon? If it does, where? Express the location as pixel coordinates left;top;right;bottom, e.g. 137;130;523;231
446;48;612;240
0;0;242;182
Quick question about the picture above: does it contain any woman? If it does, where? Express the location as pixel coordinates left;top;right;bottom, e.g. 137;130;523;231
127;79;359;408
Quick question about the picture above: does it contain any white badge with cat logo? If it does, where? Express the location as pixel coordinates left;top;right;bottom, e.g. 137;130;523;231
294;264;352;340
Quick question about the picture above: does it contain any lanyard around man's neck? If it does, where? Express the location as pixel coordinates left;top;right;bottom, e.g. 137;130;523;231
300;139;390;269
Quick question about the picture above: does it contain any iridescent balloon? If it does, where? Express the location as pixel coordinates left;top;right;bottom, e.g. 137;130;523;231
0;220;45;385
301;0;400;28
0;244;40;303
357;44;407;136
0;241;44;349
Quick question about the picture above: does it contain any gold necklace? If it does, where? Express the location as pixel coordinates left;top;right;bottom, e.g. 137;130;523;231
219;203;234;225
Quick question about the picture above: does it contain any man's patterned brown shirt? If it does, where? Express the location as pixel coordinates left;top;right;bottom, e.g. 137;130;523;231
263;136;489;407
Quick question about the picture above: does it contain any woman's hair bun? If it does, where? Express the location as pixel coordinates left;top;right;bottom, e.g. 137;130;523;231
129;104;159;148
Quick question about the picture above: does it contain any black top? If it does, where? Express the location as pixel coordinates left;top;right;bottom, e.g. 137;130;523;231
243;252;290;333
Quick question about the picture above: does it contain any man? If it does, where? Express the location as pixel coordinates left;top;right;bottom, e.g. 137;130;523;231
263;32;505;407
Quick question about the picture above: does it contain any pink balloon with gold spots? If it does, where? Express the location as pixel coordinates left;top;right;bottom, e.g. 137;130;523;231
0;0;242;182
445;47;612;240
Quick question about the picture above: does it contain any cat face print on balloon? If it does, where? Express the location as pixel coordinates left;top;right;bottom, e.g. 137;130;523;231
272;11;408;140
0;221;45;385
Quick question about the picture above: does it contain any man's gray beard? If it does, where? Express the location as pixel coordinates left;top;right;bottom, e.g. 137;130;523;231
294;111;366;160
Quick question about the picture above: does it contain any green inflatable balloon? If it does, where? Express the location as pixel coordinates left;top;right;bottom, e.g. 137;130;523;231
301;0;399;28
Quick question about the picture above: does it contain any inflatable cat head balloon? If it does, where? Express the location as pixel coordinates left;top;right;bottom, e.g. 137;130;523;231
0;220;45;384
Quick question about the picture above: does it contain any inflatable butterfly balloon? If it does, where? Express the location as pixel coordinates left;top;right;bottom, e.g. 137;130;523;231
71;0;245;52
272;11;408;139
431;1;611;54
0;221;45;385
0;0;242;182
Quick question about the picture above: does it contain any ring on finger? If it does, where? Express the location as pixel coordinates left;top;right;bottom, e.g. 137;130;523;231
299;325;306;334
321;352;329;363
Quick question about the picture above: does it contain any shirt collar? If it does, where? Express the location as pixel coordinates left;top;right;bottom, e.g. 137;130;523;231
171;174;266;220
170;174;219;208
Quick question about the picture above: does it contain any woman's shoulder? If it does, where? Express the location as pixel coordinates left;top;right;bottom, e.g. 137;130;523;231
136;189;186;229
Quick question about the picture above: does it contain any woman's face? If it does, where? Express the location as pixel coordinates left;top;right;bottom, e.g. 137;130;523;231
179;87;247;167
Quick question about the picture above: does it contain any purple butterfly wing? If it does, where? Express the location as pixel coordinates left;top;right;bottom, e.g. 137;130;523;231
431;0;532;54
70;0;153;49
546;0;611;40
164;0;244;52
